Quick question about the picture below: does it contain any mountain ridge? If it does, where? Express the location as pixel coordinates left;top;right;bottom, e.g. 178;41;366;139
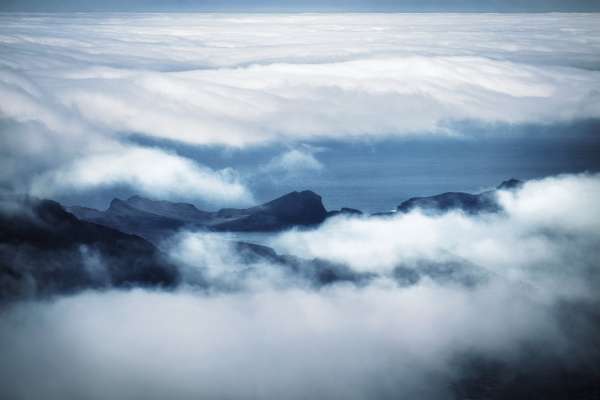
68;189;329;242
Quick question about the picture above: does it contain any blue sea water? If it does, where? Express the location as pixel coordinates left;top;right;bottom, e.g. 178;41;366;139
62;120;600;214
249;122;600;213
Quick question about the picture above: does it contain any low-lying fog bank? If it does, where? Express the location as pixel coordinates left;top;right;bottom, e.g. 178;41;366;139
1;173;599;399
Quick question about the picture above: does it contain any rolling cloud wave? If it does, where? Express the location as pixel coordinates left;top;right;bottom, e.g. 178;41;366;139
1;13;600;201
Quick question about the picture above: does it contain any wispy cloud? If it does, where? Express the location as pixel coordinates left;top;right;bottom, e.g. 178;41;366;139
30;145;254;205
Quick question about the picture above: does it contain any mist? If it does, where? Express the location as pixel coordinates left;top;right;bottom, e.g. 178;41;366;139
1;173;599;399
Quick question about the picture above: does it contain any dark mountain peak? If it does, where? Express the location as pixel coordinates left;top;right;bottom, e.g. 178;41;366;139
326;207;363;218
124;195;209;222
127;195;145;202
0;195;179;301
107;198;135;213
497;178;523;190
108;198;126;208
73;189;327;235
213;190;327;231
264;190;326;218
266;190;322;207
396;179;524;215
32;198;80;225
67;205;105;222
0;195;80;228
397;191;500;215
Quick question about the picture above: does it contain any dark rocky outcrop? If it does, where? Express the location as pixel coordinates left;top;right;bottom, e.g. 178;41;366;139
125;195;212;222
397;191;500;214
0;195;179;301
69;190;328;242
326;207;363;219
497;178;523;191
396;179;523;215
69;198;186;243
212;190;327;231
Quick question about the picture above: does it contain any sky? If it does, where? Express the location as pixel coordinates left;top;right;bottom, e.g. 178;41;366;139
2;0;600;12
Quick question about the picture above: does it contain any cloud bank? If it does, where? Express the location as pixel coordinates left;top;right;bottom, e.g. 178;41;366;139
272;174;600;299
30;145;253;204
2;173;598;399
1;13;600;201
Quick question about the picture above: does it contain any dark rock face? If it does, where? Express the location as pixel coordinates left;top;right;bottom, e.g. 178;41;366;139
69;199;185;243
326;207;363;218
396;179;523;215
212;190;327;232
0;195;179;301
70;190;328;242
497;178;523;191
125;195;211;222
397;191;500;214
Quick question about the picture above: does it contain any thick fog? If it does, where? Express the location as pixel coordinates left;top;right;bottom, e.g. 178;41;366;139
1;173;599;399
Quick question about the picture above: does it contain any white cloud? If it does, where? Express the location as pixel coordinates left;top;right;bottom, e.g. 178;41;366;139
30;145;254;205
1;173;599;399
262;147;324;177
1;13;599;200
0;282;564;400
0;67;253;205
1;13;600;146
24;56;600;146
271;173;600;301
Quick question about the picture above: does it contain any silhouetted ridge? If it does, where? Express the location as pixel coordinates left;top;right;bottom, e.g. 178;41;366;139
327;207;363;218
125;195;210;222
212;190;327;231
68;179;522;242
396;179;522;214
0;195;179;301
497;178;523;190
70;190;328;241
397;191;500;214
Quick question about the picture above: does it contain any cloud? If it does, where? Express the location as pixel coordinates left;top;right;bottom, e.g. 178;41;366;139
0;67;253;205
1;13;599;201
0;283;571;400
0;173;599;398
29;145;254;205
2;14;600;147
261;146;324;177
271;173;600;301
20;57;600;146
166;231;291;289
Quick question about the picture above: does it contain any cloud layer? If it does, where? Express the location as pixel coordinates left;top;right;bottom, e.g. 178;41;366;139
30;145;253;204
3;13;600;145
1;13;600;201
272;174;600;300
1;173;599;399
